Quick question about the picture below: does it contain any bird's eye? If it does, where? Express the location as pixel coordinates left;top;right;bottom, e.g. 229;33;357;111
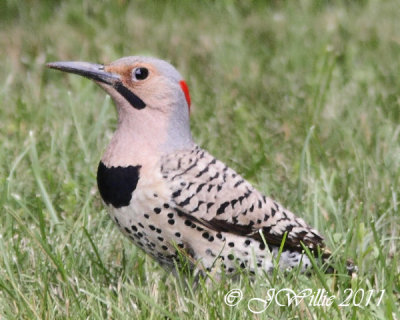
132;67;149;81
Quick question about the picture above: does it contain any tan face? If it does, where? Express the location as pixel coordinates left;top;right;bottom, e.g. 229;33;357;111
105;62;158;87
47;56;194;157
47;56;191;115
105;62;181;115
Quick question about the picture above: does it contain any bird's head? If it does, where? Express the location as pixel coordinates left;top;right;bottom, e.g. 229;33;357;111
47;56;193;154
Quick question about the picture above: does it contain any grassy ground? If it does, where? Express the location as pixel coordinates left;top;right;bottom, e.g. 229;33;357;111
0;0;399;319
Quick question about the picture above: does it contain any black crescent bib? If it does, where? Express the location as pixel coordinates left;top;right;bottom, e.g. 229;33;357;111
97;161;141;208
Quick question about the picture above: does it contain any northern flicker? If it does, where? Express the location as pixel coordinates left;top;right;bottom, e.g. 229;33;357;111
47;56;342;277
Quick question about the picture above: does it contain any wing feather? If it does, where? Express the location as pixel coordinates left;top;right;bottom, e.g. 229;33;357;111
161;145;324;251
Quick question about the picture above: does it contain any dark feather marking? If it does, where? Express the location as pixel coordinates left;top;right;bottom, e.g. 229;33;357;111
286;224;294;232
195;158;216;178
297;230;309;237
208;172;219;182
186;182;195;190
311;231;324;242
244;187;252;198
176;209;185;217
216;201;230;215
114;82;146;109
196;183;206;193
195;165;209;178
171;158;200;180
172;189;182;198
234;179;244;188
178;193;195;206
190;200;204;213
231;199;238;208
97;162;141;208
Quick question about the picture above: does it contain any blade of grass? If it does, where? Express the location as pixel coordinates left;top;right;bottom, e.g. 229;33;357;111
6;207;67;282
297;126;314;200
29;131;60;225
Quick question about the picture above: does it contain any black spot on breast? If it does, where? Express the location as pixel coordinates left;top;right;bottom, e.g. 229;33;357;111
97;161;141;208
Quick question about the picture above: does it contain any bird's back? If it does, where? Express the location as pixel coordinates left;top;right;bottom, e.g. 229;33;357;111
102;144;325;274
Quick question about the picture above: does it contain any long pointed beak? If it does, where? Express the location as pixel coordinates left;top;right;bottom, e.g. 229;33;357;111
46;61;120;85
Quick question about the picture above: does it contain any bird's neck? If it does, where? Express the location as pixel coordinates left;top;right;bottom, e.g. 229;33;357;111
101;109;194;168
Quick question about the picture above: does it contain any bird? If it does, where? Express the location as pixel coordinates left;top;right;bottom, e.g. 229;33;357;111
47;56;347;278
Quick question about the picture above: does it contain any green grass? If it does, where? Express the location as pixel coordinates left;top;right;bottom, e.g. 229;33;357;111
1;0;399;319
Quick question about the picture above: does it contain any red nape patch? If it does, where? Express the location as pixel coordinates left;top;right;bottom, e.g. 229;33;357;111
179;80;191;111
